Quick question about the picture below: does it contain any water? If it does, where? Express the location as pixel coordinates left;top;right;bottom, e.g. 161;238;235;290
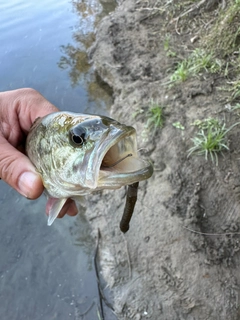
0;1;116;319
0;0;113;112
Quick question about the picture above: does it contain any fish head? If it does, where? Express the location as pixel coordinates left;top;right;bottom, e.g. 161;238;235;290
26;112;153;198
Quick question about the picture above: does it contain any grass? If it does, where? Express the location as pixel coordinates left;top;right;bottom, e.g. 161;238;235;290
170;60;189;83
188;118;240;165
164;34;177;57
190;49;222;74
200;1;240;103
145;100;164;131
169;48;222;85
227;79;240;101
231;102;240;111
218;78;240;103
158;0;240;98
133;100;165;140
202;1;240;57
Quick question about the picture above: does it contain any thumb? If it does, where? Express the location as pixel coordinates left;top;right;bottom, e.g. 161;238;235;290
0;139;44;199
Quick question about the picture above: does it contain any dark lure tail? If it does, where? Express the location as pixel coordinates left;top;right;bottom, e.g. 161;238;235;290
120;182;139;233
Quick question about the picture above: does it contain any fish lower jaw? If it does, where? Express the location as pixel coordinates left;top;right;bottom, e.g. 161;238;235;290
97;161;153;188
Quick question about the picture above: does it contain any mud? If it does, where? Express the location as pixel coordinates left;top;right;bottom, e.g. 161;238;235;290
87;1;240;319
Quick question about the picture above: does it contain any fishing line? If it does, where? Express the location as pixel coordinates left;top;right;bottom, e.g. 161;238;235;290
183;225;240;236
102;153;133;168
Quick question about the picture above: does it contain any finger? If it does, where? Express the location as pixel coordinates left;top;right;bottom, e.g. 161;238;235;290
0;137;43;199
0;88;58;136
14;88;59;132
57;199;78;219
66;202;78;217
0;88;58;148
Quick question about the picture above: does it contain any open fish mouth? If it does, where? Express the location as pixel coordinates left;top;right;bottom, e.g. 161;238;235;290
90;127;153;189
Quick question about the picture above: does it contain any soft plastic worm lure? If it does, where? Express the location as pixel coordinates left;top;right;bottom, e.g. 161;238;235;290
120;182;139;233
102;153;139;233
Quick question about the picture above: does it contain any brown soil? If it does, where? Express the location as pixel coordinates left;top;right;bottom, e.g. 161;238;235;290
87;1;240;319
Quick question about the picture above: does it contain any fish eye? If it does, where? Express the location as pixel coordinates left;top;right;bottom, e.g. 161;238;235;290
72;134;85;145
69;127;86;147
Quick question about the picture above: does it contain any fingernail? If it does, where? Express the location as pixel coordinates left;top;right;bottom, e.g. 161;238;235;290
18;171;40;198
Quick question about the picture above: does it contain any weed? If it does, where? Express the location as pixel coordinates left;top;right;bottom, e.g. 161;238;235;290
219;79;240;102
134;100;165;140
164;34;170;51
132;107;144;119
231;103;240;110
190;49;222;74
188;118;239;165
164;34;177;57
170;60;189;83
229;80;240;101
172;122;185;130
169;48;222;85
167;50;177;58
145;100;164;131
202;1;240;57
191;118;220;130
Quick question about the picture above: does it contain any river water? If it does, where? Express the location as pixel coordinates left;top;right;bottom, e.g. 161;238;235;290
0;1;116;319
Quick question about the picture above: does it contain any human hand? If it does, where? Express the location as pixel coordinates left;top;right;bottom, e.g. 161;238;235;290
0;88;78;218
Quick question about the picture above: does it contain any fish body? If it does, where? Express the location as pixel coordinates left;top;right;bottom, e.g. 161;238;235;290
26;112;153;226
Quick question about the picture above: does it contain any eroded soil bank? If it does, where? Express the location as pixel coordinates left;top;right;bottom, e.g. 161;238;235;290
87;1;240;319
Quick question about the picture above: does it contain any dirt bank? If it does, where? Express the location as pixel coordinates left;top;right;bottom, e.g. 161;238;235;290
88;1;240;319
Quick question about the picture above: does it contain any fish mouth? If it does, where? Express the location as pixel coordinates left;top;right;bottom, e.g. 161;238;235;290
87;126;153;189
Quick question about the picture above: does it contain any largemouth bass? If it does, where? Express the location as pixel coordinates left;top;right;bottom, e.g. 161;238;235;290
26;112;153;227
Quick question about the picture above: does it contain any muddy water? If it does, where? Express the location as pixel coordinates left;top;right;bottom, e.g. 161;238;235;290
0;1;116;319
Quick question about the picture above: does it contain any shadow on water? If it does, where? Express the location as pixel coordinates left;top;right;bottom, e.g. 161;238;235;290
0;0;117;319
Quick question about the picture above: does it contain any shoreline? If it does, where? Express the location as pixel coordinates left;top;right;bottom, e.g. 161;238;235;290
89;1;240;319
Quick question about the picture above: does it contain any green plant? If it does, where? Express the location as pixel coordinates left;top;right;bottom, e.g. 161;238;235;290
164;34;177;57
164;34;170;51
132;101;165;140
132;107;144;119
191;118;220;130
191;49;222;73
229;79;240;101
170;60;190;83
188;118;240;165
145;100;164;131
172;122;185;130
231;103;240;110
135;100;165;141
219;79;240;102
169;48;222;85
202;2;240;57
